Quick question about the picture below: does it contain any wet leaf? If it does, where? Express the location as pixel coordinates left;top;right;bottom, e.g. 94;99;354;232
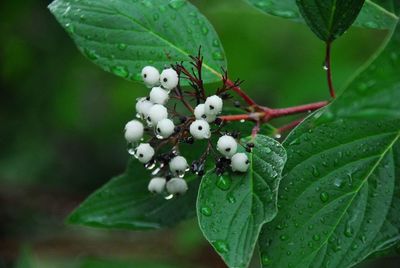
259;20;400;268
49;0;226;84
197;135;286;268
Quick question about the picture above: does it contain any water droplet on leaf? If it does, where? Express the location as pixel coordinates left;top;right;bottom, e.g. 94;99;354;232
169;0;186;10
212;240;229;253
111;65;129;78
320;192;329;203
200;206;212;216
216;176;231;191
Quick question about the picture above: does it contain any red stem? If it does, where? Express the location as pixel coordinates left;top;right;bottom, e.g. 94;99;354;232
277;118;304;134
219;100;328;122
325;42;336;98
266;101;328;119
225;79;257;106
251;121;261;138
220;113;262;122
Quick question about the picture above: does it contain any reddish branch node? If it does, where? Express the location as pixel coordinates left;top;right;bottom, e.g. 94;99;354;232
173;48;329;136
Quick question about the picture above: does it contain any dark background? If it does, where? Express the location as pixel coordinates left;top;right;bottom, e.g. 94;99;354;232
0;0;399;267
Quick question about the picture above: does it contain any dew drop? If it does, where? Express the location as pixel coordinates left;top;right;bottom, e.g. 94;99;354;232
216;176;232;191
111;65;129;78
200;206;212;216
363;21;378;29
212;39;219;47
279;234;288;241
227;194;236;204
261;254;271;265
84;48;99;60
344;223;353;237
312;166;320;177
164;194;174;200
65;22;75;33
270;10;297;18
127;147;136;155
212;51;224;60
145;161;156;170
153;13;160;21
255;1;271;8
312;234;320;241
168;0;186;10
117;43;127;50
212;240;229;253
201;26;209;35
320;192;329;203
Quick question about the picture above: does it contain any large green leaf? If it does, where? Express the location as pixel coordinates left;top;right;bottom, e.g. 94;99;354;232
197;135;286;268
258;21;400;268
296;0;365;42
247;0;398;30
68;159;200;229
48;0;226;84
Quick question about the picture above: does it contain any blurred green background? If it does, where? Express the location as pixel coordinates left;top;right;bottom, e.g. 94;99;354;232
1;0;399;267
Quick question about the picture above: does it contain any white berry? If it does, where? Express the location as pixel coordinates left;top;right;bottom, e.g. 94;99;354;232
124;120;144;142
156;118;175;138
147;104;168;125
148;177;166;194
135;97;153;118
141;66;160;87
231;153;250;172
204;95;223;115
189;120;211;139
194;103;217;123
166;178;188;195
169;156;188;176
160;68;179;90
135;143;155;163
149;86;169;105
217;135;238;157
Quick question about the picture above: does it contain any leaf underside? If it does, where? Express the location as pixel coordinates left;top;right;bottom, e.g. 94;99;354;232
49;0;226;84
258;19;400;268
247;0;398;30
295;0;365;41
68;159;200;230
197;135;286;268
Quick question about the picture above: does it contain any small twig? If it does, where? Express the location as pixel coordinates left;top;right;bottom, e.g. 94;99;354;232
324;42;336;98
265;101;328;119
277;118;304;134
251;120;260;138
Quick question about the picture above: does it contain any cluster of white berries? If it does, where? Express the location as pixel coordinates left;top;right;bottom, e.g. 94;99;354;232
124;65;250;198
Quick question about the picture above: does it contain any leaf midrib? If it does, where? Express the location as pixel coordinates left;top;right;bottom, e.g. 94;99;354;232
327;0;337;38
301;130;400;264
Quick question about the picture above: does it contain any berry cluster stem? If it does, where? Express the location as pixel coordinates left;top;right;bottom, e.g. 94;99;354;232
173;49;331;135
219;101;328;122
224;79;257;106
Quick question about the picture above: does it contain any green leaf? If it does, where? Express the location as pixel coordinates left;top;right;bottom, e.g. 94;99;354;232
247;0;398;30
296;0;365;42
68;159;200;230
197;135;286;268
48;0;226;84
258;21;400;268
